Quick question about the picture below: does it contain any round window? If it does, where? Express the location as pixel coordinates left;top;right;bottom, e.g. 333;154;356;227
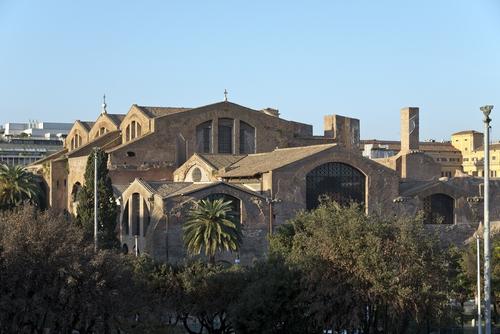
191;167;202;182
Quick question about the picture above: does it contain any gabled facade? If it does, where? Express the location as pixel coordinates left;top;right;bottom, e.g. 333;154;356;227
30;98;500;265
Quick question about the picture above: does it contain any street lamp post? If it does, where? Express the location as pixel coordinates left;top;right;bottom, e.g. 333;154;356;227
477;235;482;334
480;105;493;334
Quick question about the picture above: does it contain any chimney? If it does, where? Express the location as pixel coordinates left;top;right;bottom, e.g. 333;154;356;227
324;114;360;151
400;107;419;152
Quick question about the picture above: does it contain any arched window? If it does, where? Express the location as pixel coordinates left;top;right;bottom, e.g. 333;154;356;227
122;201;130;235
306;162;365;210
143;199;150;236
125;125;130;142
71;133;82;150
218;118;233;154
136;123;142;137
71;182;82;202
240;121;255;154
132;193;140;236
423;193;454;224
196;121;212;153
204;193;241;224
96;127;107;138
131;121;137;140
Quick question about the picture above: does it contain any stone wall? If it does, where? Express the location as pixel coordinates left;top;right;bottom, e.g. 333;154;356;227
161;183;269;266
109;102;315;170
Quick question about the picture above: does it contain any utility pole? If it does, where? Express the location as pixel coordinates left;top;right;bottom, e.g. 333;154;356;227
94;148;98;252
477;235;482;334
480;105;493;334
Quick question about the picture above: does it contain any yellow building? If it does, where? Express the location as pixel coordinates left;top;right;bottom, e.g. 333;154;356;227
451;130;500;177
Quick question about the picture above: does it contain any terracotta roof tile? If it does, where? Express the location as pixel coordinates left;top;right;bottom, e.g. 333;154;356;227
198;154;246;169
67;130;121;158
451;130;482;136
80;121;95;131
106;114;126;126
136;106;192;118
221;144;336;177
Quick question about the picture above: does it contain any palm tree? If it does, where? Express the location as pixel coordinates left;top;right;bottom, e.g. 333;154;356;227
0;164;40;210
183;198;243;265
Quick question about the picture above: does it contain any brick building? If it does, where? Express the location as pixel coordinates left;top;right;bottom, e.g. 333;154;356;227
30;100;500;264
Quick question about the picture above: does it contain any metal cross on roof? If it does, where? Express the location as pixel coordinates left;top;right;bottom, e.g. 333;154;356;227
102;94;107;114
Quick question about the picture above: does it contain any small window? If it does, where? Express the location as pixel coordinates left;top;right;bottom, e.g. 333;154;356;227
192;167;202;182
126;151;136;157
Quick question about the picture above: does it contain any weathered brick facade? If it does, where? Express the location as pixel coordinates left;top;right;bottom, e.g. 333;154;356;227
29;100;500;265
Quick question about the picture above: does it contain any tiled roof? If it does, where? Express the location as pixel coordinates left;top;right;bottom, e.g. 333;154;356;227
29;148;68;166
451;130;482;136
112;184;129;198
198;154;246;169
67;130;121;158
143;181;192;198
164;181;265;198
361;140;460;153
136;105;192;118
106;132;154;153
79;121;95;131
140;180;264;199
221;144;336;177
106;114;126;126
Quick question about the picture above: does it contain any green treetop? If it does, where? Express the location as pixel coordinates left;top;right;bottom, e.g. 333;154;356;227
76;148;118;249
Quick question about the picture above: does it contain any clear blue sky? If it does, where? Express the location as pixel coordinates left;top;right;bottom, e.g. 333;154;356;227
1;0;499;140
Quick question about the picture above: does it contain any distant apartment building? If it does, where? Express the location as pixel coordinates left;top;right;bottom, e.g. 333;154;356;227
361;139;463;178
451;130;500;178
0;121;72;166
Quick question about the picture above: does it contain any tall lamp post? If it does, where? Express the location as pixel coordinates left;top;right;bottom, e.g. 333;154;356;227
480;104;493;334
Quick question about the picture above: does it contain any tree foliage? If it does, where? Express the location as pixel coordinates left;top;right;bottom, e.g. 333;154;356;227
0;206;147;333
0;163;40;210
270;201;457;333
183;198;242;264
76;148;118;249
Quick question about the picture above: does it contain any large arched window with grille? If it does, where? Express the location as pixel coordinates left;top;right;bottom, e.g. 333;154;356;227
239;121;255;154
423;193;454;224
306;162;365;210
204;193;241;224
196;121;212;153
218;118;233;154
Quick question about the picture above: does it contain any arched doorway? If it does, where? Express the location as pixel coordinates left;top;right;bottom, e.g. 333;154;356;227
423;193;454;224
306;162;365;210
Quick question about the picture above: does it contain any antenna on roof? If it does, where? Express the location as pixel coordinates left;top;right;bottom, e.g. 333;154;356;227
224;89;228;102
101;94;107;114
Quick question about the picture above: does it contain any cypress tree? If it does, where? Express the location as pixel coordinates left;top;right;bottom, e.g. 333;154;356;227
76;148;119;249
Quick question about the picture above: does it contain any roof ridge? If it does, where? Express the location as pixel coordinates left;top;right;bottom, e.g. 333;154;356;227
272;143;336;152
